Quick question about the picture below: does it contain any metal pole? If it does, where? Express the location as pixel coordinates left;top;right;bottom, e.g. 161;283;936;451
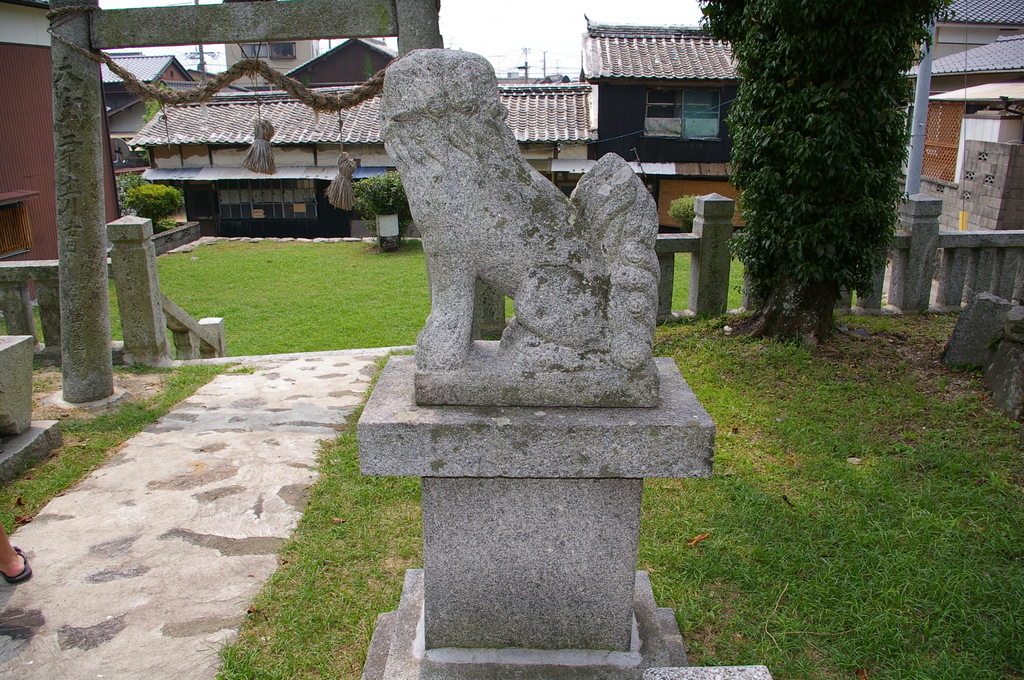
50;0;115;403
906;21;936;195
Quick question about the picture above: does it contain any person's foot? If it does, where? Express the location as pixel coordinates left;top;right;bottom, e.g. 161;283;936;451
2;548;31;584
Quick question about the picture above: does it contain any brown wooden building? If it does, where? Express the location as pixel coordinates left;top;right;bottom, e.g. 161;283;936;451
286;38;395;87
1;0;118;262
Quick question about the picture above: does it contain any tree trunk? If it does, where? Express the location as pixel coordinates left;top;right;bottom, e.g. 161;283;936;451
734;278;839;344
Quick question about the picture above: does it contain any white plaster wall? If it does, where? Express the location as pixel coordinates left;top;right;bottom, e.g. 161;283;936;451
558;144;589;159
153;147;182;169
935;25;1022;58
344;145;393;167
273;147;315;166
211;148;247;167
317;145;340;167
0;5;50;47
181;145;210;168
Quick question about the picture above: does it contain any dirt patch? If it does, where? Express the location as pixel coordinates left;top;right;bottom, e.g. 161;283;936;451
31;368;168;422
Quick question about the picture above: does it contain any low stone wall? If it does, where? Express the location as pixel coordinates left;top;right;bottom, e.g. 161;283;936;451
153;222;201;256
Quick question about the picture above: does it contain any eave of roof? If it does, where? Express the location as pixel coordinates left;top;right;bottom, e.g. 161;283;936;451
583;22;737;82
941;0;1024;26
101;54;192;84
911;33;1024;76
0;0;49;10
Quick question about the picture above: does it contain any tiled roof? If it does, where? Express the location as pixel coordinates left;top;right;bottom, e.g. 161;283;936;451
915;33;1024;75
502;85;593;142
131;85;593;146
583;22;736;81
943;0;1024;25
101;54;181;84
164;81;201;92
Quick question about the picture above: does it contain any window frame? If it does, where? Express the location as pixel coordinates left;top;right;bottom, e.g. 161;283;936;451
644;88;722;141
269;42;297;60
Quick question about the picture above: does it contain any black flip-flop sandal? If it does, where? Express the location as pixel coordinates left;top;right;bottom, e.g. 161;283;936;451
3;547;31;585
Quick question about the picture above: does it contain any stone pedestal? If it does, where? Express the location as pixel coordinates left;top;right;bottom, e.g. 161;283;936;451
358;355;715;680
0;336;34;435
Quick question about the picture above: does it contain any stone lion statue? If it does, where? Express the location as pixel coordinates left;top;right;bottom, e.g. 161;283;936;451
380;49;661;407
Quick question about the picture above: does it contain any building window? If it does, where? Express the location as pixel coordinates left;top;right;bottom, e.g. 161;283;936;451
0;195;35;259
239;43;268;58
217;179;317;220
240;42;296;59
269;42;296;59
644;89;721;140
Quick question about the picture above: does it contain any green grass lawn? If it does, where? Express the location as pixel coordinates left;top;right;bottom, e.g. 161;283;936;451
153;240;432;356
219;314;1024;680
144;241;745;356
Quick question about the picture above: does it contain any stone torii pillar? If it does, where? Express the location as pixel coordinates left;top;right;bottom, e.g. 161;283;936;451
48;0;441;403
51;0;114;404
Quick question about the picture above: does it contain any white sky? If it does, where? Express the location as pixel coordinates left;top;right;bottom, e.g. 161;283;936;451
97;0;705;78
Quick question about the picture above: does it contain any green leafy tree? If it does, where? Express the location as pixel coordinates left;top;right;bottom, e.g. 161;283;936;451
123;183;183;233
353;171;413;236
701;0;947;342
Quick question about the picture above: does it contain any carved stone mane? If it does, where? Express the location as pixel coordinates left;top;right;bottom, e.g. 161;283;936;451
381;49;661;407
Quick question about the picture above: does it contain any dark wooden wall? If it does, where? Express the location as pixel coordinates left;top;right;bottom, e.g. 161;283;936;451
290;40;393;86
589;82;737;165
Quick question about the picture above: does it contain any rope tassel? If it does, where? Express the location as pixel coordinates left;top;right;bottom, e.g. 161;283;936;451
243;117;277;175
326;151;357;210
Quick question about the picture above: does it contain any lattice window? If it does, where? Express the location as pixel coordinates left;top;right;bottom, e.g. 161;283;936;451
0;203;32;257
922;101;963;183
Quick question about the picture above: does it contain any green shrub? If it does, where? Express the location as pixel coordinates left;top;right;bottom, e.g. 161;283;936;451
352;171;413;236
123;183;183;225
667;195;696;232
154;218;179;234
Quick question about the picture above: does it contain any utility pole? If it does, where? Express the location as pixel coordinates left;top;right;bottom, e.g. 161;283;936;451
542;51;546;78
906;21;936;196
516;48;529;82
194;0;206;82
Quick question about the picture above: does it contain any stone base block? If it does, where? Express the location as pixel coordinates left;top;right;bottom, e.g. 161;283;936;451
363;569;687;680
644;667;773;680
0;335;34;435
0;421;62;483
414;341;660;408
423;477;641;651
360;356;714;479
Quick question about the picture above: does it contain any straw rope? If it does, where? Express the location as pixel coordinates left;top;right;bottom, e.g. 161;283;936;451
46;6;389;113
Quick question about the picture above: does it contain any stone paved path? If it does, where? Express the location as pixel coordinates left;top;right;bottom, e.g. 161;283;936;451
0;348;394;679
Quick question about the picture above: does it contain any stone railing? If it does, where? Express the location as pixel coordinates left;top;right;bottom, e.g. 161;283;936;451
657;193;1024;319
655;193;736;321
0;217;226;365
152;221;201;256
0;260;61;363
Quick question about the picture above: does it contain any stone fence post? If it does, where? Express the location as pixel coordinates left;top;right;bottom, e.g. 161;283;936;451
689;193;735;315
0;282;36;345
107;217;172;367
889;193;941;312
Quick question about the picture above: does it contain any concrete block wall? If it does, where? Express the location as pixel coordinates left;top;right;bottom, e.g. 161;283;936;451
959;140;1024;231
921;140;1024;232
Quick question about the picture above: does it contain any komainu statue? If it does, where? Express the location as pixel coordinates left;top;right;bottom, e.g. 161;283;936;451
380;49;661;407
